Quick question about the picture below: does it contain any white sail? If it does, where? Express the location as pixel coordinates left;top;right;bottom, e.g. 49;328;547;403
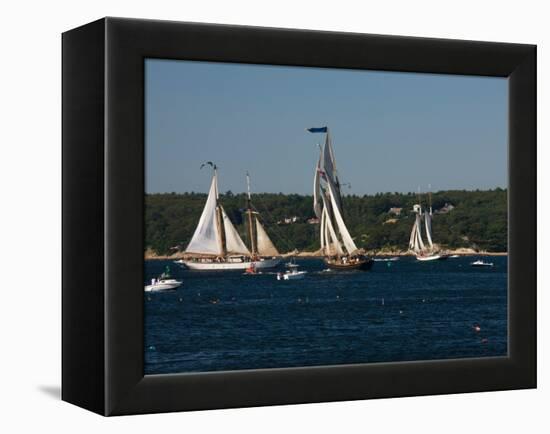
324;204;344;256
327;181;358;254
185;173;222;256
320;205;326;252
221;206;250;255
409;218;418;250
409;213;425;253
313;154;323;219
424;210;433;249
255;217;279;256
321;205;341;255
321;133;342;212
415;212;425;251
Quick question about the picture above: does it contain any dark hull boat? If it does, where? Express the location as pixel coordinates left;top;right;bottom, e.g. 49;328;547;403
325;256;374;270
309;127;373;271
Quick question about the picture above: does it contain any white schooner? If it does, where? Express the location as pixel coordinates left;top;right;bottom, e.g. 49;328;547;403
178;164;281;271
409;191;447;261
309;127;373;270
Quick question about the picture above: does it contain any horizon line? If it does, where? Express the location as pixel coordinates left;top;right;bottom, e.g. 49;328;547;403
145;186;508;196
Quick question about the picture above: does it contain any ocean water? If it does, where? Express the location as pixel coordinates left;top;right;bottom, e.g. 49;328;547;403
144;256;507;375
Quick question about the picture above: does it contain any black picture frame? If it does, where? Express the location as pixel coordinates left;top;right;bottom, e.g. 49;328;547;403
62;17;536;416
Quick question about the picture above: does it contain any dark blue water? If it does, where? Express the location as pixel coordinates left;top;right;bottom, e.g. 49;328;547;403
144;257;507;374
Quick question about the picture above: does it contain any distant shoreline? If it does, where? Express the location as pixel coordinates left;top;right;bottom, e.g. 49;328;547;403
144;249;507;260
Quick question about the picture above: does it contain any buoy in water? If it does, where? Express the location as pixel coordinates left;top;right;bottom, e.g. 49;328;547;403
473;324;481;332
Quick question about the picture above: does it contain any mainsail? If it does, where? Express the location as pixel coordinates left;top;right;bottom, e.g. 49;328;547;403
185;173;223;256
255;217;279;256
327;180;358;254
313;155;323;219
310;127;357;256
185;168;249;257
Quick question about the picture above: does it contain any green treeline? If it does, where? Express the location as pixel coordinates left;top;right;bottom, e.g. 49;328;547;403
145;188;507;255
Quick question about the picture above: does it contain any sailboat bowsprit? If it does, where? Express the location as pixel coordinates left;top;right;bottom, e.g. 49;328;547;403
178;166;282;271
310;127;373;271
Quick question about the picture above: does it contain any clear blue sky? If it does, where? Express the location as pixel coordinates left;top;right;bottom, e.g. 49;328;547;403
145;59;507;195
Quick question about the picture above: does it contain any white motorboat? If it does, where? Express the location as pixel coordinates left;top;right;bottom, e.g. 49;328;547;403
144;278;183;292
145;266;183;292
177;166;282;271
277;269;307;280
449;254;460;258
471;259;494;267
277;264;307;280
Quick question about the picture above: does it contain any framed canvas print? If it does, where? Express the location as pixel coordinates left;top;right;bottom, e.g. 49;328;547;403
62;17;536;415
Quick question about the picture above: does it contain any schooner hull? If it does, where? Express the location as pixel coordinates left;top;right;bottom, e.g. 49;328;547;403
416;254;447;261
179;257;282;271
324;257;374;271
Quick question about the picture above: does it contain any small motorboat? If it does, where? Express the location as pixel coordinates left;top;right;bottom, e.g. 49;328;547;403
373;257;399;262
144;266;182;292
243;263;262;275
449;254;460;258
277;264;307;280
471;259;494;267
144;277;182;292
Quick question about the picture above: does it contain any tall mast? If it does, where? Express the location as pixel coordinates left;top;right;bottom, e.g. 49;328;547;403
246;172;257;256
213;166;226;256
428;183;432;215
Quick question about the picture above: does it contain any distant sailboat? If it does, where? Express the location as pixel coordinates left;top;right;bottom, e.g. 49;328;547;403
178;164;281;270
409;190;446;261
309;127;373;270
